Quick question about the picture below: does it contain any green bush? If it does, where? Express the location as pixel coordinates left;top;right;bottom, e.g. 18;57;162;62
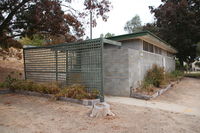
144;64;165;87
171;70;184;79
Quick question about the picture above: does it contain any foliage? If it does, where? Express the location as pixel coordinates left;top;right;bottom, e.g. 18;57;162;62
5;78;60;94
142;23;160;37
149;0;200;66
144;64;165;87
140;65;183;91
140;65;184;93
196;43;200;57
165;70;184;82
124;15;142;33
184;72;200;79
171;70;184;79
100;32;115;38
0;82;5;88
3;72;22;88
19;35;45;46
140;80;155;93
56;84;99;99
195;62;200;67
3;73;99;99
175;59;182;70
0;34;22;49
0;0;111;48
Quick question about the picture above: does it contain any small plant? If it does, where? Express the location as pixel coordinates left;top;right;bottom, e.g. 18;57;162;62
140;80;155;94
0;82;5;88
145;64;165;87
37;82;60;94
10;80;60;94
170;70;184;79
56;84;99;99
4;74;18;89
2;72;99;100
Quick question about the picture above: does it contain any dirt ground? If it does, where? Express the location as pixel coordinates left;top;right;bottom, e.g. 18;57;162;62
152;77;200;109
0;58;24;82
0;93;199;133
0;55;200;133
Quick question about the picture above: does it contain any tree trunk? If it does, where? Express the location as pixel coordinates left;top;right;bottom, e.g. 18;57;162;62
90;102;115;118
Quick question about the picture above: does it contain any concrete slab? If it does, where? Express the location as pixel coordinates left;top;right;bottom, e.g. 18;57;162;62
105;96;200;117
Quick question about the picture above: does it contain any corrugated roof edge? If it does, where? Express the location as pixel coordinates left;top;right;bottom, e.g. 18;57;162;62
107;31;178;53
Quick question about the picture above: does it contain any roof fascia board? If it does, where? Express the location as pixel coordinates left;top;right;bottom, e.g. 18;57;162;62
102;38;122;46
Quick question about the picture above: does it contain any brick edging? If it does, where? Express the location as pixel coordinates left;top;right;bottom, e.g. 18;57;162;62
0;89;100;106
131;84;173;100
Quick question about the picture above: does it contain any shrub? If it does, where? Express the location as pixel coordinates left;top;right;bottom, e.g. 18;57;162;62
140;80;155;93
170;70;184;79
8;79;60;94
0;82;5;88
36;82;60;94
144;64;165;87
56;84;99;99
2;73;99;99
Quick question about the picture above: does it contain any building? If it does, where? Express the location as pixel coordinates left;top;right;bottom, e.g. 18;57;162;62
23;31;177;100
103;31;177;96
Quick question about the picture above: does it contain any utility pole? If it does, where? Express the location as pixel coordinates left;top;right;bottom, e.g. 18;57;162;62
90;0;92;39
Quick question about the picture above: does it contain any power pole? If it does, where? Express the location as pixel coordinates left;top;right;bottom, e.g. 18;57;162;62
90;10;92;39
90;0;92;39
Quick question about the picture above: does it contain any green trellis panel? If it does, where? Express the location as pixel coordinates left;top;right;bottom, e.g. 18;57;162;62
23;38;104;101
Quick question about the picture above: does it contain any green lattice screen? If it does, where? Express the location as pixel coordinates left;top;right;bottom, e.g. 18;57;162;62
23;39;104;101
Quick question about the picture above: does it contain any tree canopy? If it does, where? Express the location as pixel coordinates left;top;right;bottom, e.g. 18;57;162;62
148;0;200;65
19;35;45;46
0;0;111;48
124;15;142;33
100;32;115;38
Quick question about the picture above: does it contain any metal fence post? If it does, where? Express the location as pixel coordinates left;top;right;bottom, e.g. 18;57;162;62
100;38;104;102
55;50;58;81
23;49;27;80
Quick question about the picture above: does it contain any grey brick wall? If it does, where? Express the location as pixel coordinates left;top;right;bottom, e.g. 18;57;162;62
103;39;175;97
103;47;130;96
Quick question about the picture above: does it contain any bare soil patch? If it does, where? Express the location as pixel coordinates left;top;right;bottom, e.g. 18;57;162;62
152;77;200;109
0;94;199;133
0;59;24;82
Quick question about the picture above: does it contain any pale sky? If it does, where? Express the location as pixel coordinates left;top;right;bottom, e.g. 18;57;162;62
67;0;162;39
89;0;162;38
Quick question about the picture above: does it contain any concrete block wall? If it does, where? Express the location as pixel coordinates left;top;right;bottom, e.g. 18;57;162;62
165;56;175;72
128;49;141;90
103;39;176;97
103;47;130;96
140;51;163;80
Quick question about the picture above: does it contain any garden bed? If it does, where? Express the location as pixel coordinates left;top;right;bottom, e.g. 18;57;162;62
0;89;100;106
131;81;178;100
131;84;171;100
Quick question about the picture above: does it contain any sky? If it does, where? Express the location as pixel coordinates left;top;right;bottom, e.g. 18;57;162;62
88;0;162;38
